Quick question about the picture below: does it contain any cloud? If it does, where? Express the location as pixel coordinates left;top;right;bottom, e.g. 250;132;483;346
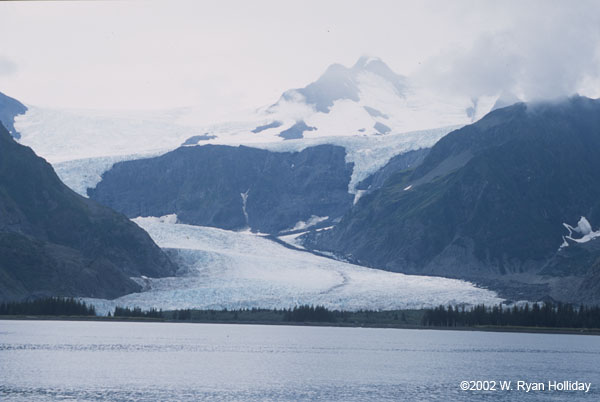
413;1;600;102
0;56;17;76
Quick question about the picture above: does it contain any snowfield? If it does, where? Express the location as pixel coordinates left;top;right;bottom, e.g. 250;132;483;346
12;57;505;314
13;57;490;196
84;216;503;315
49;124;456;197
14;105;198;163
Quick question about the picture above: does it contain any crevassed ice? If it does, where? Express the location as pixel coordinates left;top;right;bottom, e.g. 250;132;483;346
84;216;503;315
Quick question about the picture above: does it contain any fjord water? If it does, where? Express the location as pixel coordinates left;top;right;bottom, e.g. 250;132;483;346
1;321;598;401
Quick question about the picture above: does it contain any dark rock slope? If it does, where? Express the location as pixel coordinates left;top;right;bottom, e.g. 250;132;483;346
0;124;176;301
89;144;354;233
306;96;600;303
0;91;27;139
356;148;429;193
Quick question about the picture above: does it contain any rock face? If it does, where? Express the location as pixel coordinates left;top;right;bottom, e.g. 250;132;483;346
0;91;27;139
306;96;600;303
0;124;176;301
278;121;316;140
89;144;355;233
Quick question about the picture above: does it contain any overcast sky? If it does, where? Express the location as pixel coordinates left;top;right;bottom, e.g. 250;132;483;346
1;0;599;116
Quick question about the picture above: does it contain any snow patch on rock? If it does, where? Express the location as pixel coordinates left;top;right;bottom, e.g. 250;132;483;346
560;216;600;249
288;215;329;232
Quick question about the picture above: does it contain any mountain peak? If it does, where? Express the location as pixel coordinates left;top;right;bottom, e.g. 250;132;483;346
322;62;349;75
352;56;384;70
276;56;406;113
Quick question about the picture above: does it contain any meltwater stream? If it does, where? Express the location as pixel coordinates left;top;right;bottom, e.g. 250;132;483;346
1;320;599;401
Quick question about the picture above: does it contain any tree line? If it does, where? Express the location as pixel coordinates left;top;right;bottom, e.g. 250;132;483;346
421;302;600;328
3;298;599;329
0;297;96;316
283;305;336;322
112;306;162;318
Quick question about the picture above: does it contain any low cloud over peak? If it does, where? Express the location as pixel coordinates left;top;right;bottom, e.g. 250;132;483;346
413;2;600;102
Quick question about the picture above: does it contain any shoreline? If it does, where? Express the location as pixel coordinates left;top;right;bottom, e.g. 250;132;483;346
2;315;599;336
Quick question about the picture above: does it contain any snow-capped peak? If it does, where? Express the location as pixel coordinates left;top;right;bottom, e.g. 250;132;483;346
263;56;499;143
274;56;407;114
12;56;507;198
353;55;383;68
14;56;501;167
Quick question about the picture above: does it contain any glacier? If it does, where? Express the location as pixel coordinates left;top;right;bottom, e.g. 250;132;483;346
50;123;456;197
13;57;496;196
9;57;507;314
53;151;165;196
84;216;503;315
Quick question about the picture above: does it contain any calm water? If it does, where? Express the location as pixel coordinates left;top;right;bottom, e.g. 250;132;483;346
1;320;599;401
